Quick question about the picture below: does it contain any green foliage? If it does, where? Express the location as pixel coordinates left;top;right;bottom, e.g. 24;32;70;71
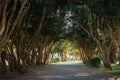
1;0;120;74
106;64;120;74
53;58;60;63
91;57;101;68
30;0;43;17
52;40;78;58
89;0;120;23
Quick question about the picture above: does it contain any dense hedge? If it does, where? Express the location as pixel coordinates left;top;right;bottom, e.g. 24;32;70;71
91;57;101;68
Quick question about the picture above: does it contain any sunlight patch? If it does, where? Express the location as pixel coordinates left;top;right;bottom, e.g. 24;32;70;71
74;73;89;77
39;75;65;78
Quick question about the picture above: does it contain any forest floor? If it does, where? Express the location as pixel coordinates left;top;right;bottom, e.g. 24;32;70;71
1;61;120;80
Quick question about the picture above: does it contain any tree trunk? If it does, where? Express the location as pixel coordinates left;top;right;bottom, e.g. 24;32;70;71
109;47;116;63
98;44;112;70
0;0;8;37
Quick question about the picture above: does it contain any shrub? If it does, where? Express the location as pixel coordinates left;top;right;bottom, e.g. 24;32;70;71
91;57;101;68
53;58;59;63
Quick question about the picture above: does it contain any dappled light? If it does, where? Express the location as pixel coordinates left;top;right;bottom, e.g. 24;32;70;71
8;62;120;80
51;40;80;63
0;0;120;80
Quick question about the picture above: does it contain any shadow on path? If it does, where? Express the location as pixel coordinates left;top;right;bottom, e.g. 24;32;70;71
1;61;120;80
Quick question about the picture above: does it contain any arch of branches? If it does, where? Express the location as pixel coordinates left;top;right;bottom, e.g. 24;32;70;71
0;0;120;73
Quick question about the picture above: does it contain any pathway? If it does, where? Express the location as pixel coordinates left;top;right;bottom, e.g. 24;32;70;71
2;61;120;80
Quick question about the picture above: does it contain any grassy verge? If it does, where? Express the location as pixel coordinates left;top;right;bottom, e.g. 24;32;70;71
79;62;120;74
106;64;120;74
96;63;120;74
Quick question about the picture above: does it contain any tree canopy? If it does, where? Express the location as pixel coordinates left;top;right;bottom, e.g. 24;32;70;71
0;0;120;73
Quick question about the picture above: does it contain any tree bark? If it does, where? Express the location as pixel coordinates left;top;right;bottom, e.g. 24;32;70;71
0;0;8;37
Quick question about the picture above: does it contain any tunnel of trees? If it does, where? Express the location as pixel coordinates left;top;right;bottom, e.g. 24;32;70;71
0;0;120;74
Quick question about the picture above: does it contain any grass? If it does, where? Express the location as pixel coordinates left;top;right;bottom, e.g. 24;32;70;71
79;61;120;74
98;63;120;74
106;64;120;74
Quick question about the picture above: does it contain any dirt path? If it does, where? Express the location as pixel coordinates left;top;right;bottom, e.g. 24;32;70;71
2;62;120;80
